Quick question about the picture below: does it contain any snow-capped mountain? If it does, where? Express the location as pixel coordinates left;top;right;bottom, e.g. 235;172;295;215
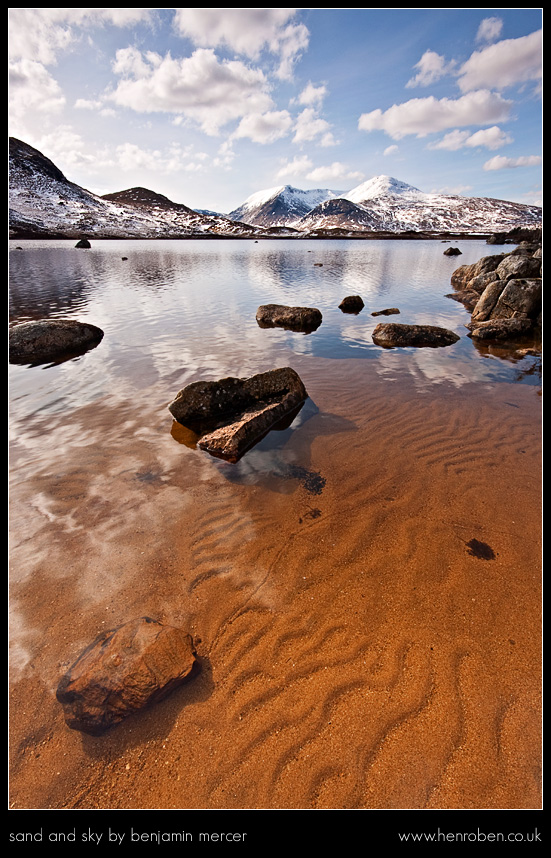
229;185;343;228
9;137;541;239
298;175;541;234
8;137;261;239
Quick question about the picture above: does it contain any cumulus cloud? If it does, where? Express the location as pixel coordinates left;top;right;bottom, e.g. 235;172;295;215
276;155;314;179
8;8;153;135
232;111;293;144
9;59;66;125
305;162;364;183
457;29;542;92
293;108;336;145
406;50;455;88
428;125;513;151
296;81;327;106
483;154;542;171
476;17;503;43
383;145;399;156
8;8;153;64
108;48;274;135
172;8;309;79
358;90;513;139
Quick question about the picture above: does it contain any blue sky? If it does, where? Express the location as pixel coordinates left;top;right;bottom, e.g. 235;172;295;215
8;8;542;213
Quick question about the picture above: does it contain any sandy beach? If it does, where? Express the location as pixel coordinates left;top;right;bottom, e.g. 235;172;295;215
9;351;542;812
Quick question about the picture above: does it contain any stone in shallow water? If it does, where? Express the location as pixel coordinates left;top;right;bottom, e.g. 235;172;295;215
371;307;400;317
338;295;364;313
168;367;308;462
56;617;198;735
256;304;322;332
9;319;104;364
372;322;460;348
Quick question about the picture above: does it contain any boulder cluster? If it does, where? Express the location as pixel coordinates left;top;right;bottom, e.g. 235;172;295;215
449;239;542;342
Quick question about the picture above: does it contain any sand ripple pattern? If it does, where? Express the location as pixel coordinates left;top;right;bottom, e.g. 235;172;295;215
9;362;541;810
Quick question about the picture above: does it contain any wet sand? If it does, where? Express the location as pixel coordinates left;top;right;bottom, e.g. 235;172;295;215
9;354;541;812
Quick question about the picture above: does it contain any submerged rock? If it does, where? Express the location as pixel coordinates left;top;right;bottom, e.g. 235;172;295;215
372;322;460;348
371;307;400;317
9;318;104;364
168;367;308;462
56;617;198;735
256;304;322;332
443;247;462;256
75;238;91;248
338;295;364;313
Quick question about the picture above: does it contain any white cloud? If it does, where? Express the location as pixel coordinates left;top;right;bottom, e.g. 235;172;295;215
483;154;542;171
293;108;335;145
358;90;513;140
29;126;94;171
75;98;103;110
406;50;455;88
305;162;364;183
232;111;293;144
8;8;153;64
9;59;66;127
108;48;274;135
476;17;503;43
428;125;513;151
296;82;327;106
383;145;399;156
276;155;314;179
457;29;542;92
172;8;309;79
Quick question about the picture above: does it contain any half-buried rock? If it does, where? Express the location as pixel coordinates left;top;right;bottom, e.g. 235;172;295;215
372;322;460;348
56;617;198;735
256;304;322;332
168;367;308;462
9;319;104;364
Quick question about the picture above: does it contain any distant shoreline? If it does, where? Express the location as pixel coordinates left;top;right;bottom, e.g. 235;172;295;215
9;231;507;242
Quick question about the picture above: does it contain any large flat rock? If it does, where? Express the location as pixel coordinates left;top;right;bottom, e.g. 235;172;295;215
9;319;104;364
168;367;308;462
256;304;322;332
372;322;460;348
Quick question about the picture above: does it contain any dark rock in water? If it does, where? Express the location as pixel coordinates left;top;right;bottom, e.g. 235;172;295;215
372;322;460;348
56;617;198;735
168;367;308;462
443;247;462;256
256;304;322;332
339;295;364;313
9;319;104;364
75;238;91;248
371;307;400;317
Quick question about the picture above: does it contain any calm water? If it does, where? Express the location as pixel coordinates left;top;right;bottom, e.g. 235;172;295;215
9;238;540;431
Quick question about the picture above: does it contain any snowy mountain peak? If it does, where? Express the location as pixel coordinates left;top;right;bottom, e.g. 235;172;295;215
9;137;542;239
344;175;422;204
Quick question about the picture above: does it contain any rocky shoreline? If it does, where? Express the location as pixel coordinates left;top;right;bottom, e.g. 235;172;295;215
447;234;542;345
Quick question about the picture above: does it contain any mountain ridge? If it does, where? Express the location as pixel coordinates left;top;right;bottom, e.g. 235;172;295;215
9;137;541;239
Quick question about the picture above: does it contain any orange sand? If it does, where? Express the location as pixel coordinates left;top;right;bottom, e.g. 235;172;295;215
9;356;542;811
